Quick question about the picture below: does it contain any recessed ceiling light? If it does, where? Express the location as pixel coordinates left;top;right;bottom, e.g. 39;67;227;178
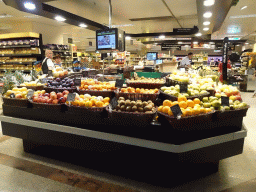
195;33;202;36
241;6;247;10
209;42;214;44
203;12;212;18
79;23;87;28
178;42;182;44
24;2;36;10
203;21;210;26
203;28;209;31
204;0;215;6
0;14;13;18
55;16;66;22
230;14;256;19
125;36;131;40
159;35;165;39
24;15;39;18
245;43;249;44
193;41;198;44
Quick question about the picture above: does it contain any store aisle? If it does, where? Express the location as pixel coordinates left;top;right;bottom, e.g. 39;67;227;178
0;92;255;191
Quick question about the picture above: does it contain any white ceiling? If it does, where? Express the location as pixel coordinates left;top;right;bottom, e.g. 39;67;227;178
0;0;255;50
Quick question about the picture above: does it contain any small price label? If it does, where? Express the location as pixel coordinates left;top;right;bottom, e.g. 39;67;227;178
74;78;81;86
82;70;89;77
67;93;76;102
171;104;183;118
109;97;118;109
48;70;53;76
10;93;15;98
221;96;229;106
180;84;188;93
115;79;125;88
27;90;34;99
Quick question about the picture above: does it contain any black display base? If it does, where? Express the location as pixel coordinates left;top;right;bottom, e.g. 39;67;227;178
2;104;244;145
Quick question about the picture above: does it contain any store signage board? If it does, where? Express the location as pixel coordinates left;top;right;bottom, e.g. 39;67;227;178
115;79;125;88
27;90;34;99
221;96;229;106
67;93;76;102
68;38;73;44
48;70;53;77
173;28;194;33
180;84;188;93
110;97;118;109
74;78;81;86
10;93;15;98
171;104;183;118
161;44;181;51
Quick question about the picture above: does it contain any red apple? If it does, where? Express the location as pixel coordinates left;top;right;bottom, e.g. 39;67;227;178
62;90;69;95
38;98;43;103
57;92;63;99
52;99;58;104
33;97;38;102
62;97;67;103
41;98;46;103
236;95;242;101
225;92;232;97
50;94;57;100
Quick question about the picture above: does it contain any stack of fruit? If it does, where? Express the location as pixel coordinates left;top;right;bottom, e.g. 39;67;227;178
120;87;159;94
66;94;110;108
157;95;213;117
32;90;69;104
127;77;165;84
79;79;116;91
161;84;209;98
114;97;156;113
47;77;75;89
168;71;190;83
200;96;248;111
20;81;43;87
3;87;30;99
52;67;68;78
215;84;241;100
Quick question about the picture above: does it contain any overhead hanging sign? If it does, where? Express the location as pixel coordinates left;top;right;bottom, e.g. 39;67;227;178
173;28;195;33
161;44;181;50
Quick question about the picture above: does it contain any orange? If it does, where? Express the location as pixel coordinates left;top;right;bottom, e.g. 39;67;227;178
171;101;179;107
205;108;212;113
103;97;110;103
96;101;104;107
154;89;159;93
187;107;193;110
194;104;201;109
181;109;186;117
85;101;93;107
179;101;187;109
72;100;79;106
135;88;141;93
158;106;163;112
91;99;97;106
162;106;170;114
168;109;173;116
79;100;86;107
200;108;206;114
192;108;200;115
127;87;132;93
104;102;109;106
163;100;172;107
185;108;193;116
178;95;187;102
187;100;195;108
121;88;127;93
193;98;200;105
79;94;84;99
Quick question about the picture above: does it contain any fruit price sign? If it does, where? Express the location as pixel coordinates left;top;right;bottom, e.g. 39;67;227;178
67;93;76;102
180;84;188;93
115;79;125;88
27;90;34;99
10;93;15;98
221;96;229;106
41;78;48;84
74;78;81;86
110;97;118;109
171;104;183;118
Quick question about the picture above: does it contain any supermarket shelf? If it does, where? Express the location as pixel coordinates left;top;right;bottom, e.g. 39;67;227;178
0;69;32;72
0;54;41;57
0;62;34;64
0;45;39;49
51;50;70;52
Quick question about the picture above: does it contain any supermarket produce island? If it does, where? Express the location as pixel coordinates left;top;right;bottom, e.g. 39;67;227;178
0;73;250;187
0;103;247;187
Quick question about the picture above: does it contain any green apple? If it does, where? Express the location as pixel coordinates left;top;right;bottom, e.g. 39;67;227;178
238;103;244;109
184;93;189;97
210;107;215;111
211;100;221;108
200;90;208;95
203;103;212;108
241;102;247;108
234;100;240;105
202;97;209;103
194;90;200;95
229;95;236;101
215;93;221;98
170;86;175;90
200;101;204;106
224;106;230;111
233;104;239;109
207;87;214;90
209;96;217;102
170;90;179;97
161;87;167;91
229;100;234;105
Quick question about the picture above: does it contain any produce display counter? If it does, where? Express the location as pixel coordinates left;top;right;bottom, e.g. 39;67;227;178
0;106;247;187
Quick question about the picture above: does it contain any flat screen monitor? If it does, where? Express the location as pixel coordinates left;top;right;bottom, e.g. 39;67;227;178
156;59;162;64
147;52;158;60
96;29;117;50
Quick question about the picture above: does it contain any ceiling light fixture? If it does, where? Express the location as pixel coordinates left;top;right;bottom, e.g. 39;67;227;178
125;36;131;40
241;6;247;10
203;21;210;26
203;28;209;31
193;42;198;44
195;33;202;36
245;43;249;44
24;2;36;10
55;16;66;22
204;0;215;6
230;14;256;19
159;35;165;39
178;42;182;44
203;12;212;18
79;23;87;28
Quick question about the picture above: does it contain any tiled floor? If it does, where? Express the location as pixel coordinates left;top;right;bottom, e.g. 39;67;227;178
0;85;256;191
